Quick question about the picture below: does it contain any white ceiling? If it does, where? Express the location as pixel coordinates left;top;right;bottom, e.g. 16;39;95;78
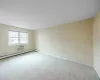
0;0;100;30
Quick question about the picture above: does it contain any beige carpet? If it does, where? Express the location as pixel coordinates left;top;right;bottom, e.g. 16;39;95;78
0;52;99;80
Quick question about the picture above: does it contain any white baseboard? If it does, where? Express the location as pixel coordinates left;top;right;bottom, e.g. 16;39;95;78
0;50;36;60
37;51;93;68
94;67;100;79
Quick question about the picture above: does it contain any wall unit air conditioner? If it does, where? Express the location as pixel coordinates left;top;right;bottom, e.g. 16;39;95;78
17;45;24;52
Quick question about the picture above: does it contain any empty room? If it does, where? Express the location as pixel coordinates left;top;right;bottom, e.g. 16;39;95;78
0;0;100;80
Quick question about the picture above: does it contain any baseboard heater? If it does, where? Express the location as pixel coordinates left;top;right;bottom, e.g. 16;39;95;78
0;50;36;60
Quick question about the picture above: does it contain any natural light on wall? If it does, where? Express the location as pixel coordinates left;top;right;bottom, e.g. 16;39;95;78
9;31;28;45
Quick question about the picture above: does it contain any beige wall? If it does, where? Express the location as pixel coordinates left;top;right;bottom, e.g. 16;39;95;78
93;13;100;77
36;18;93;67
0;24;36;56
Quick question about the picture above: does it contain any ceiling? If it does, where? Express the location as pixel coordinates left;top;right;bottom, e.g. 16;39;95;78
0;0;100;30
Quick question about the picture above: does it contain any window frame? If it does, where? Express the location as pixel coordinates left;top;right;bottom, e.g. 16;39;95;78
8;30;28;46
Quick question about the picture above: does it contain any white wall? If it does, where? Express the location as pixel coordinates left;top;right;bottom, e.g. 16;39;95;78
36;18;93;67
0;24;36;56
93;12;100;77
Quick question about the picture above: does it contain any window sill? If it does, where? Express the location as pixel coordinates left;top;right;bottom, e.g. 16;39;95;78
8;43;28;46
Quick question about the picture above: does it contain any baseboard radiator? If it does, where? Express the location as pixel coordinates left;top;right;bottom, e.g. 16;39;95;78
0;49;36;60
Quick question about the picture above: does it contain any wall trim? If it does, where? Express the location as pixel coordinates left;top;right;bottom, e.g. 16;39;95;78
37;50;93;68
94;67;100;79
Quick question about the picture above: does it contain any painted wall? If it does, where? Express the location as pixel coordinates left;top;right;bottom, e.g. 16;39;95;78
93;13;100;77
0;24;36;56
36;18;93;67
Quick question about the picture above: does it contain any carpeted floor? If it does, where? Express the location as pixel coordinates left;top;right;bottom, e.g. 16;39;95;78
0;52;99;80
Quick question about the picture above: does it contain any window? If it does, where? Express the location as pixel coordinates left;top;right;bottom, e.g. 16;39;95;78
20;32;28;44
9;31;28;45
9;31;19;45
